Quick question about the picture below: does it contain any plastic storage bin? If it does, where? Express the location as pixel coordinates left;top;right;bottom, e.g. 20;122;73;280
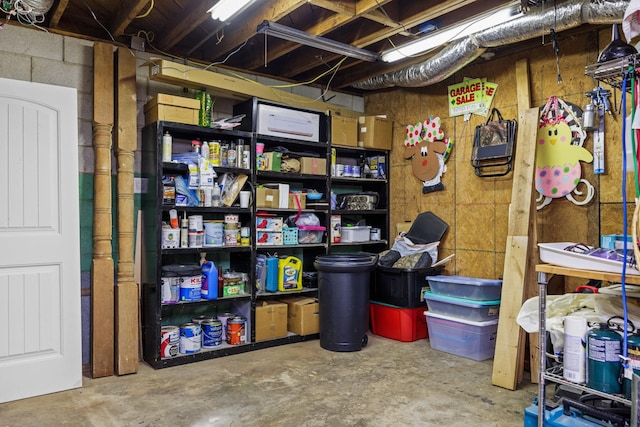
423;291;500;322
427;275;502;301
298;226;325;244
425;311;498;361
369;302;428;342
341;226;371;242
371;265;441;308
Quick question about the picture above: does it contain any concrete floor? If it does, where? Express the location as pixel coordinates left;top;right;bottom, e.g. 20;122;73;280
1;335;537;426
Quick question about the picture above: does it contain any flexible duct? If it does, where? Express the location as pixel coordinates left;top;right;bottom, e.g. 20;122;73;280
353;0;628;90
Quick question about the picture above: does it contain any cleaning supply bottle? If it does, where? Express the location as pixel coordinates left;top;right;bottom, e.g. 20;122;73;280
201;260;218;300
212;182;221;207
278;256;302;291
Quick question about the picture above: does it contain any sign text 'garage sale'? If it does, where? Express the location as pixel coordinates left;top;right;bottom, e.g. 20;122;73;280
448;78;497;117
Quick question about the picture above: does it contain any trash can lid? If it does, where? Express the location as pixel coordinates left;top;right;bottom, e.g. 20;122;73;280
314;253;378;270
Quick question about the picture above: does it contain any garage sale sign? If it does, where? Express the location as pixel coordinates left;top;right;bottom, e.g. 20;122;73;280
448;78;497;117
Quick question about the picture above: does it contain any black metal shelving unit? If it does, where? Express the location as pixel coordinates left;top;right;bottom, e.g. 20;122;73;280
141;98;391;369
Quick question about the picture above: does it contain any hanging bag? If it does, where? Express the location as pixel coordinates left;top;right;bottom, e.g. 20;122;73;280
471;108;517;177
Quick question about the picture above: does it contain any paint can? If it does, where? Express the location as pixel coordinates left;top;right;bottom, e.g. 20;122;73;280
224;229;239;246
191;315;214;325
217;312;235;342
344;164;353;177
160;272;179;304
161;325;179;358
161;228;180;249
179;267;202;302
188;231;204;248
224;213;239;224
226;316;247;345
370;228;381;241
188;215;203;232
204;221;224;246
179;323;201;354
202;319;224;348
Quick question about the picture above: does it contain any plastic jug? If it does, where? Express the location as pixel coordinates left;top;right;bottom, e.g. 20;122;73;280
201;260;218;300
265;257;279;292
278;256;302;291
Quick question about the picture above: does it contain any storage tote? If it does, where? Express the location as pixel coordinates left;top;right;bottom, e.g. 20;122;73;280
427;275;502;301
425;311;498;361
423;291;500;322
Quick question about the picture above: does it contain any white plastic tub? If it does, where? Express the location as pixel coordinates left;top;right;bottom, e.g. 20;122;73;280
341;226;371;242
425;311;498;361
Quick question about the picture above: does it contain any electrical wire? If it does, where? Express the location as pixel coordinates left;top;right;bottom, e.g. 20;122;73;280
136;0;154;19
621;69;633;370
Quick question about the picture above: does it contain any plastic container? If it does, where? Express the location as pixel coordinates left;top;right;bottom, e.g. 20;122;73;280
297;226;325;244
427;275;503;301
314;253;378;352
369;302;428;342
278;256;302;291
371;265;441;308
341;225;371;242
423;291;500;322
283;227;298;245
424;311;498;361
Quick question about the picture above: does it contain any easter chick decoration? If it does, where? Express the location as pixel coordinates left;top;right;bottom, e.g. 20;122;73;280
535;96;594;210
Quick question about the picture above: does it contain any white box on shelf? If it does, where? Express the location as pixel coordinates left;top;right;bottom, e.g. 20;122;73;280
341;226;371;242
257;104;320;142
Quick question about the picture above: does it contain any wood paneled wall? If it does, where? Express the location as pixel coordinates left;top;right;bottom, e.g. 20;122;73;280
365;28;628;286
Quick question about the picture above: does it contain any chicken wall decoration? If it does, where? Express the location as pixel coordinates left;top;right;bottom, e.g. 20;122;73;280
535;96;594;210
404;117;452;194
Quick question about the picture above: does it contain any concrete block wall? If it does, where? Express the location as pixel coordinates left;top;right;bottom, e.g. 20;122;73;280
0;23;364;370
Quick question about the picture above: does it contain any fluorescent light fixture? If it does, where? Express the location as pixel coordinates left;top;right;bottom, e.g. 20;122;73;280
209;0;255;22
382;2;523;62
257;20;381;62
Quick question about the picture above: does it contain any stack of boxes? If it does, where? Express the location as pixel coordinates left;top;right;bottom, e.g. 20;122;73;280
423;275;502;361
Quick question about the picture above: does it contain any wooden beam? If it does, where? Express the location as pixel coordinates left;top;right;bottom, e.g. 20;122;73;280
491;107;539;390
48;0;69;28
91;42;115;379
201;0;307;62
109;0;150;38
147;58;360;117
115;47;139;375
513;58;540;385
157;1;218;52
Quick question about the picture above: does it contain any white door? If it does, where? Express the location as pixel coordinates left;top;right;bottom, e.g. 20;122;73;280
0;78;82;403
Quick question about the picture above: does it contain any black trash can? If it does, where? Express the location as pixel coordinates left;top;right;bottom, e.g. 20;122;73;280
313;253;378;352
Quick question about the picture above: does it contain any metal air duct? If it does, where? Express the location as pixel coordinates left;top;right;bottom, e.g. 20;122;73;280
353;0;628;90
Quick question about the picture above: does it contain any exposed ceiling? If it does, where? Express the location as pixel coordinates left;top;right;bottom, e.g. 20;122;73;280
5;0;609;95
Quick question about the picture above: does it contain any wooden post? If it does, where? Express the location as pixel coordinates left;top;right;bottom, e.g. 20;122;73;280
513;58;540;385
115;47;139;375
91;42;115;378
491;107;539;390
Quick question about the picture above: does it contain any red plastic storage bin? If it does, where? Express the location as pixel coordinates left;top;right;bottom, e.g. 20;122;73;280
369;302;428;342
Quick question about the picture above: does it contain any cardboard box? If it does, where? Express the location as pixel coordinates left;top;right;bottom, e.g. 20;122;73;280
288;193;306;209
144;94;200;125
300;157;327;175
256;231;282;245
256;187;279;208
255;300;288;341
331;114;358;147
256;217;283;231
358;115;393;150
279;296;319;336
263;152;282;171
